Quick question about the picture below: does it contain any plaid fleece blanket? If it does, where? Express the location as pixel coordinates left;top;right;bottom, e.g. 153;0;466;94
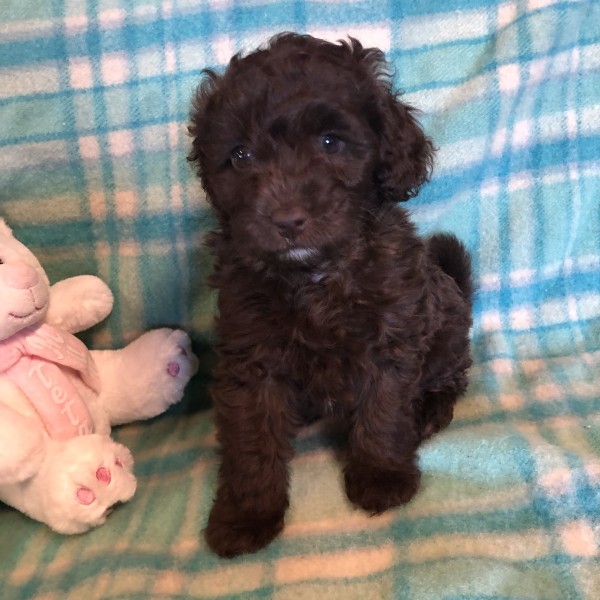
1;1;599;598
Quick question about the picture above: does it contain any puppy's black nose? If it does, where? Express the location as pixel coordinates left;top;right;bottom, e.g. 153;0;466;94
272;207;308;239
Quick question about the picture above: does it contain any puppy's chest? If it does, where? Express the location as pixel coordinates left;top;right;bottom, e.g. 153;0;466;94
288;279;368;345
279;280;375;375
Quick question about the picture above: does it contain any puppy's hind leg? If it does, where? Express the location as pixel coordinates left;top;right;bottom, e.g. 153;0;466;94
418;389;458;441
418;368;470;441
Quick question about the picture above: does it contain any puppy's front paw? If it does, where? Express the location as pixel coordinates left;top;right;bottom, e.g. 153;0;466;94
344;462;421;514
205;504;284;558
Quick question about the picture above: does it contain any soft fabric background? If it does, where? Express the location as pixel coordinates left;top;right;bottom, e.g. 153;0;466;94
1;1;599;598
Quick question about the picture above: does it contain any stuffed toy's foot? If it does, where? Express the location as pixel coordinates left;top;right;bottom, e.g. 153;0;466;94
13;434;137;534
138;328;199;417
92;328;199;425
154;328;200;400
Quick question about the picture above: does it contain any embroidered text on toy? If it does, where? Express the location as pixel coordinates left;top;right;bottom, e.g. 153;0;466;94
25;358;94;436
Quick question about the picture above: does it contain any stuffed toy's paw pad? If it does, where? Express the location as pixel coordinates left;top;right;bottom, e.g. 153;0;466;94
75;465;120;505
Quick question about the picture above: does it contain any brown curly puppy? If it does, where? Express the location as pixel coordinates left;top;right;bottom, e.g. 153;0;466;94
189;33;473;558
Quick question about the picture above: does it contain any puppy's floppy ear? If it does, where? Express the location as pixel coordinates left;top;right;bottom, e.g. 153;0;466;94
346;38;435;202
374;95;435;202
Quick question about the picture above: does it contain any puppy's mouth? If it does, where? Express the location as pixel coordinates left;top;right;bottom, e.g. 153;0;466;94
279;247;321;263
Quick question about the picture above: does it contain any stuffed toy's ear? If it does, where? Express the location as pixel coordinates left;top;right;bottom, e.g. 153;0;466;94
0;218;14;237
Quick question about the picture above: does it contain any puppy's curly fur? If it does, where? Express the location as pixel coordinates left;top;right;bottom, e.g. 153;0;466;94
189;33;473;558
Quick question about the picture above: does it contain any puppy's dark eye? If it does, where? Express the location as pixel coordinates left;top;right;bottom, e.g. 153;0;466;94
230;146;254;169
320;133;344;154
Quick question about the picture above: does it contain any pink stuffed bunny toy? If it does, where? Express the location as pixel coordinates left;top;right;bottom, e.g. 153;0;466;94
0;219;198;533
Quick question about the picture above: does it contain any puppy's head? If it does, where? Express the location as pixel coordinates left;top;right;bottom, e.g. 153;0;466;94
189;33;433;266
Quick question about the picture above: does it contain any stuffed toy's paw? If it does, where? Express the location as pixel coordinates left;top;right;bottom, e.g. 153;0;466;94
47;275;114;333
32;435;137;534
